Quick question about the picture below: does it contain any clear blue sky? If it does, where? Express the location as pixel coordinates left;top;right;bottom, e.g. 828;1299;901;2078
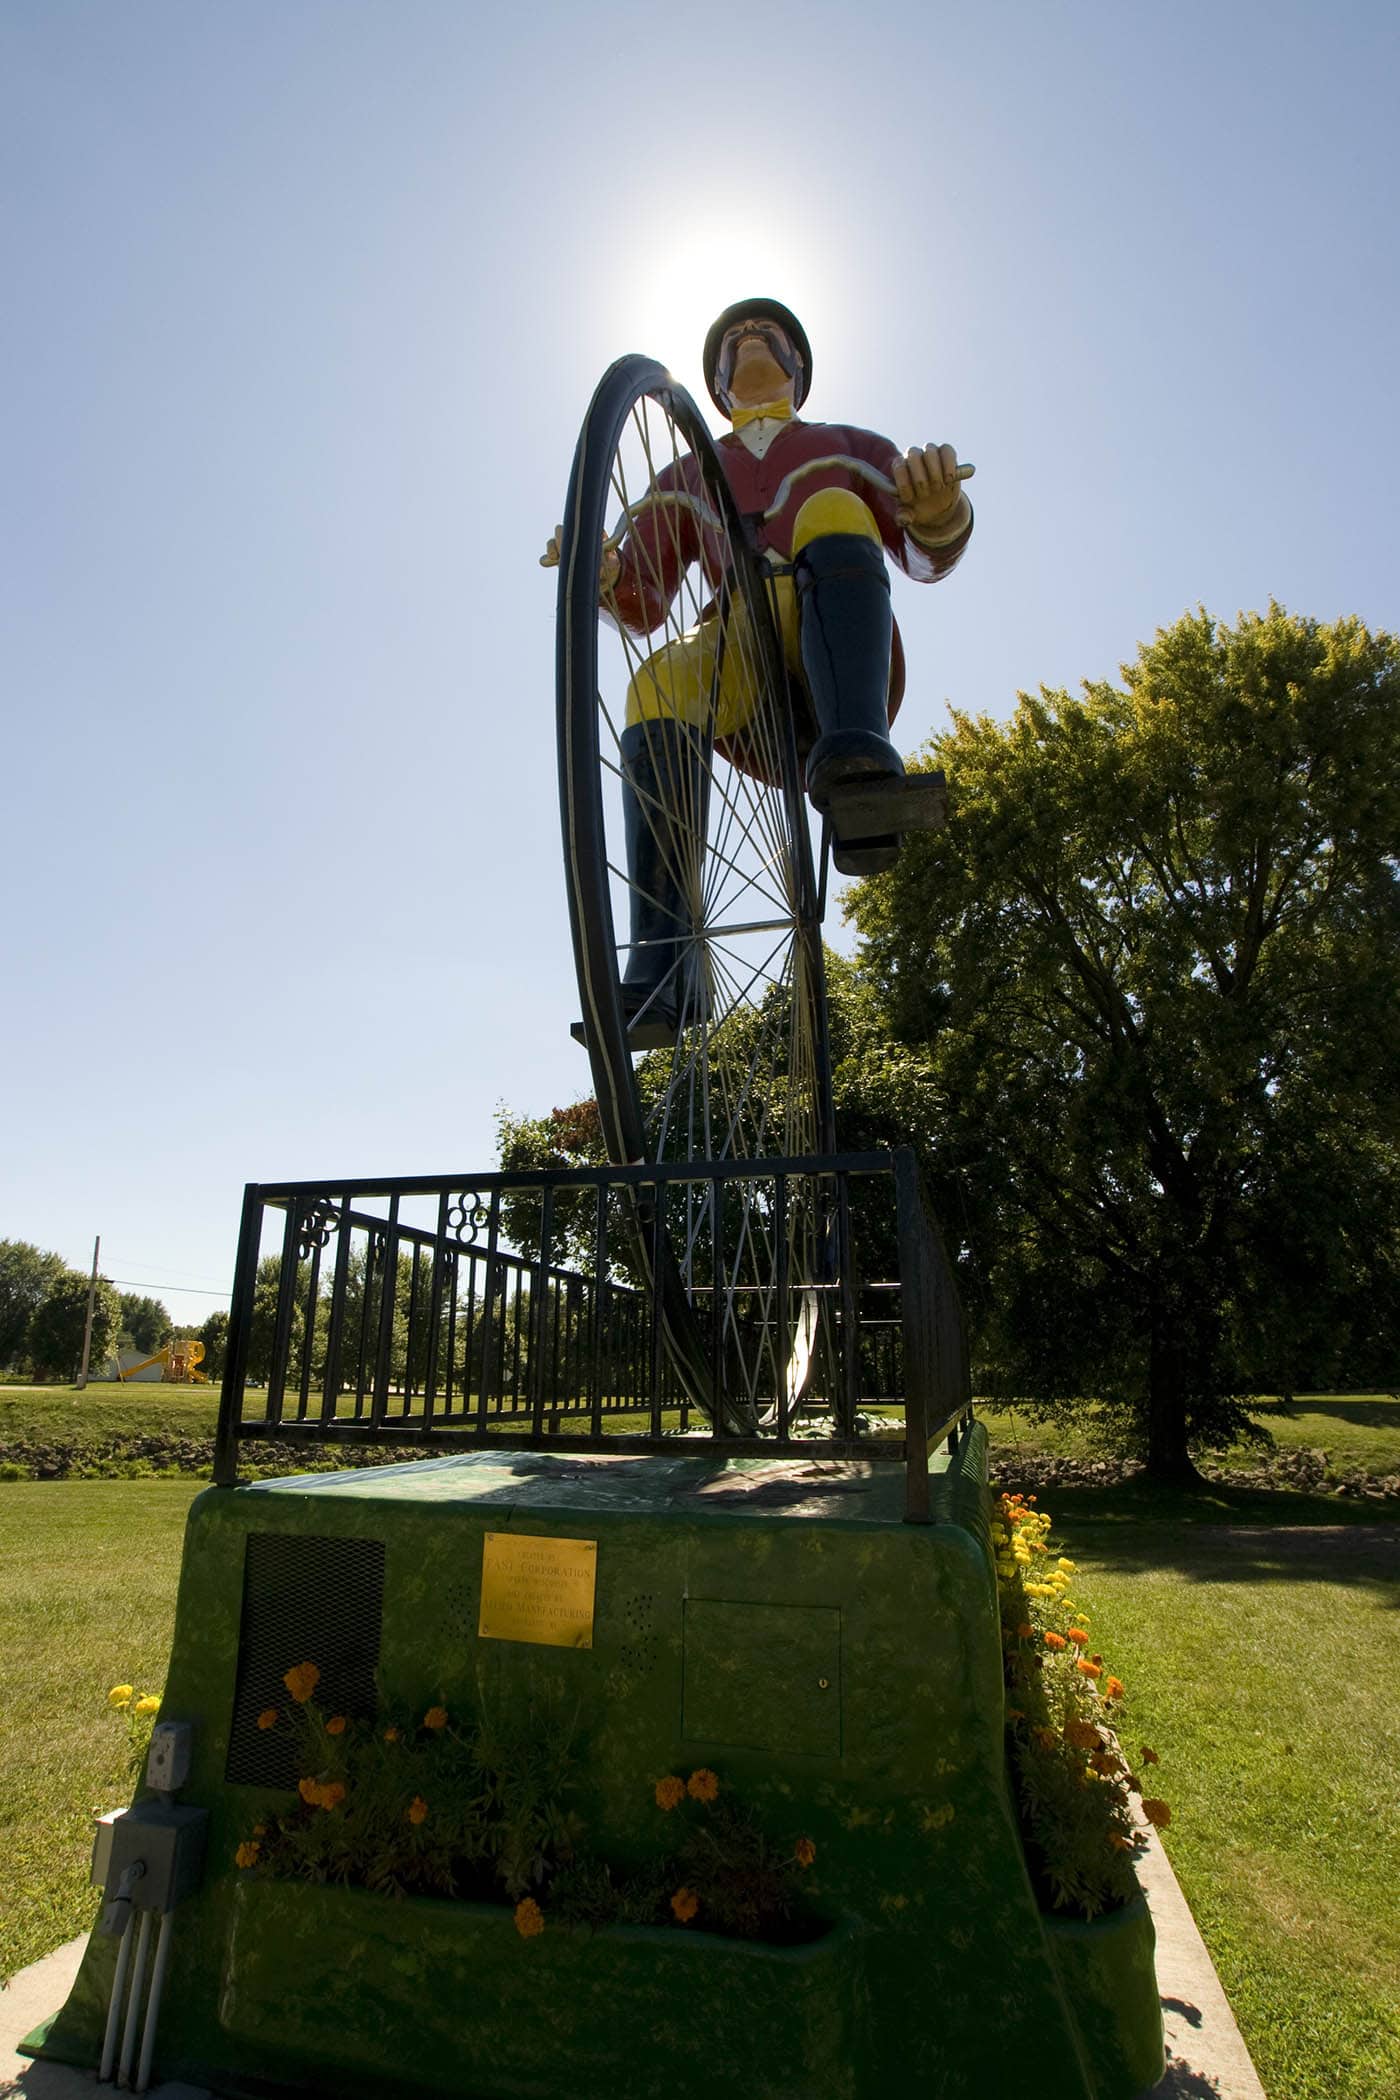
4;0;1397;1327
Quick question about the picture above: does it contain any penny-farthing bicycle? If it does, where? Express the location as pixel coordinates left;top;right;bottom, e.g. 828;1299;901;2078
556;355;840;1430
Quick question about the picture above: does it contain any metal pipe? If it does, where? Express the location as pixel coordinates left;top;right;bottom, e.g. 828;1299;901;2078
98;1909;134;2084
134;1913;174;2093
117;1909;152;2086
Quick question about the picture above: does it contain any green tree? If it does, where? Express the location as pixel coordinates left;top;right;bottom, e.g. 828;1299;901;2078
198;1309;230;1380
850;605;1400;1479
118;1293;172;1356
27;1270;122;1383
0;1240;67;1367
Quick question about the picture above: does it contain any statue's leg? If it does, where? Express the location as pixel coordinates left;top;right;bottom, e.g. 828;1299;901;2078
618;628;718;1045
791;492;903;819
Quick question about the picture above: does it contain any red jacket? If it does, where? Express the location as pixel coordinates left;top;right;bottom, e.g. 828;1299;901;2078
610;417;972;653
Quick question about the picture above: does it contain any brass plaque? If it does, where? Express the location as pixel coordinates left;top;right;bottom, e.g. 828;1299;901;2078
478;1533;597;1649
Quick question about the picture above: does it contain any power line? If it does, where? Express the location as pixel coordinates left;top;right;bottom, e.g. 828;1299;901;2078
108;1278;231;1301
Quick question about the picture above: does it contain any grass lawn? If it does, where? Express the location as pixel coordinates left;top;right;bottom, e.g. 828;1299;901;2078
0;1479;199;1979
979;1392;1400;1477
0;1381;220;1446
1023;1475;1400;2100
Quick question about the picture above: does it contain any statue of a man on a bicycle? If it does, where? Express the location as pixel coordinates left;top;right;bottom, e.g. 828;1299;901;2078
547;298;973;1056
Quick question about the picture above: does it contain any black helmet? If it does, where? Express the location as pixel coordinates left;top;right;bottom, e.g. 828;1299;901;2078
703;298;812;413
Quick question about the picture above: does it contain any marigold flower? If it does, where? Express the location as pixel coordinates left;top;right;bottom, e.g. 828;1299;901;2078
1057;1558;1076;1574
133;1695;160;1716
1006;1707;1025;1722
687;1768;720;1803
326;1715;347;1736
1016;1623;1034;1640
1033;1727;1059;1752
407;1796;428;1826
1064;1719;1100;1751
514;1898;545;1938
670;1886;700;1922
235;1841;260;1869
107;1685;134;1710
298;1777;321;1805
1141;1745;1160;1765
384;1725;401;1742
1141;1798;1171;1828
283;1662;320;1704
795;1837;816;1867
252;1824;267;1838
1067;1627;1089;1646
256;1707;278;1731
422;1705;448;1731
1077;1659;1103;1679
654;1774;686;1811
1104;1677;1125;1701
1043;1631;1067;1651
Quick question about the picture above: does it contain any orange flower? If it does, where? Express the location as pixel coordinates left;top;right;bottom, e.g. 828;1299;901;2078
407;1796;428;1826
1090;1752;1121;1777
514;1898;545;1939
1067;1627;1089;1647
283;1662;320;1704
687;1768;719;1803
321;1781;346;1810
298;1777;321;1805
252;1823;267;1838
384;1725;401;1743
256;1707;278;1731
1076;1658;1103;1679
654;1775;686;1811
1043;1632;1068;1652
1141;1798;1171;1828
794;1837;816;1868
422;1706;448;1731
1006;1708;1025;1722
235;1840;260;1868
1104;1677;1125;1701
1141;1745;1160;1765
326;1715;347;1737
670;1886;699;1923
1064;1719;1100;1751
1016;1623;1034;1640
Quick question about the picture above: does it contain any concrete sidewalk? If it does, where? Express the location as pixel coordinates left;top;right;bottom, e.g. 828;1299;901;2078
3;1820;1267;2099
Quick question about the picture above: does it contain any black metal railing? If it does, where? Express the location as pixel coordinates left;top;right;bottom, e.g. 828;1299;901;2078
214;1148;971;1520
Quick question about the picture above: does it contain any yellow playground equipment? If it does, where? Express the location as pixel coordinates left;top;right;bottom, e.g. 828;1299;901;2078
116;1338;209;1384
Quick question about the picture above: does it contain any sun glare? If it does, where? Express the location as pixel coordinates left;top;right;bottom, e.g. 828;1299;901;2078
611;217;835;420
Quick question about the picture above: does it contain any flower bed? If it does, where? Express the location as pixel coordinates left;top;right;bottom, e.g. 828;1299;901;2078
991;1492;1171;1921
229;1661;824;1946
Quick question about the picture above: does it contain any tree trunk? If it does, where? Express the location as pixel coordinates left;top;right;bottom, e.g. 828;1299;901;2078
1144;1314;1202;1485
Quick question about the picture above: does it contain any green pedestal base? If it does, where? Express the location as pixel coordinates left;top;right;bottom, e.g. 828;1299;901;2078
33;1431;1163;2098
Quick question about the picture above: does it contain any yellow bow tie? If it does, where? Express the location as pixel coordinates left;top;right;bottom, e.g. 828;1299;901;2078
730;399;794;430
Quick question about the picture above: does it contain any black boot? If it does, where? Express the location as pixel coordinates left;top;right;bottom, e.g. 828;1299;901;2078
619;720;711;1050
796;535;903;873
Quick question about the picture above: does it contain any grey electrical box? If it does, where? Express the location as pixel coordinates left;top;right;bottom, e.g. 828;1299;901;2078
146;1720;193;1792
102;1801;209;1914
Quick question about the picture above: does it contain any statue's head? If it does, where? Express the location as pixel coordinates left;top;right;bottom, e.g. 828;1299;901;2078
704;299;812;416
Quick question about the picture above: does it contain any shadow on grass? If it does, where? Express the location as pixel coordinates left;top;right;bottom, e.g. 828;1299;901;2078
1025;1479;1400;1599
1269;1397;1399;1428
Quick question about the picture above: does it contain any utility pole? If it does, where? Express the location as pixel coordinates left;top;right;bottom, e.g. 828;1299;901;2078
77;1234;101;1390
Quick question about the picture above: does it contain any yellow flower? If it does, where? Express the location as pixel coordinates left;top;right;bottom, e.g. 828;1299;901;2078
1057;1558;1076;1574
133;1694;160;1716
654;1775;686;1812
283;1662;320;1704
107;1685;134;1709
670;1886;699;1922
514;1898;545;1939
422;1706;448;1731
256;1707;278;1731
326;1715;347;1736
795;1837;816;1867
384;1725;401;1742
407;1796;428;1826
252;1823;267;1838
235;1841;260;1869
687;1768;719;1803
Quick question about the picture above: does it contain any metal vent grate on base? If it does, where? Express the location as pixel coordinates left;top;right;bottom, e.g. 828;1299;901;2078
225;1532;386;1789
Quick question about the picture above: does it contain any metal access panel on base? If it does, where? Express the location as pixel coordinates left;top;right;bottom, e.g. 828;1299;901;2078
33;1427;1163;2100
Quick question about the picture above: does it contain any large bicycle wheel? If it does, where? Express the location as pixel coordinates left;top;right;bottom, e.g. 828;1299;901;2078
557;356;839;1430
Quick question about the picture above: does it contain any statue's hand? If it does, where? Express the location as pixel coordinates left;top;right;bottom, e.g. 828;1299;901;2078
893;444;973;538
539;524;623;595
